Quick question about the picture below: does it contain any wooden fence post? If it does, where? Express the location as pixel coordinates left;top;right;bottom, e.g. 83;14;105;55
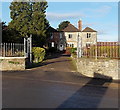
95;41;97;60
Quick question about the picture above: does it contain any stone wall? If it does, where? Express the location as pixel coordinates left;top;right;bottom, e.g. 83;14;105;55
73;57;119;80
0;57;26;71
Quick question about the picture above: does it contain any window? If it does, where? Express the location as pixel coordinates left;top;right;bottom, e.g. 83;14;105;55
87;33;91;38
66;43;69;47
50;33;53;39
89;33;91;38
60;33;62;39
68;34;72;38
51;42;54;47
87;33;88;38
72;44;74;48
67;43;74;47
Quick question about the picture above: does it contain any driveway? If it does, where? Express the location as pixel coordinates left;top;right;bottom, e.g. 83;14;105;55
2;54;119;109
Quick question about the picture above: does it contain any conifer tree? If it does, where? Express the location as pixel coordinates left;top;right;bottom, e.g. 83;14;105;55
9;0;49;46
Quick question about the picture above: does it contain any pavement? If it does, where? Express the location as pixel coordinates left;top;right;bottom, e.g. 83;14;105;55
2;54;119;109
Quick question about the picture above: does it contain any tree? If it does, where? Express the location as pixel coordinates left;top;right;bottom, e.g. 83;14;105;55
2;22;22;43
57;21;70;31
9;0;49;47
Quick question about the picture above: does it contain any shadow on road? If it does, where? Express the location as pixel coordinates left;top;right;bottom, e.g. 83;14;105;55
45;53;63;60
27;53;71;69
27;59;71;69
57;73;113;109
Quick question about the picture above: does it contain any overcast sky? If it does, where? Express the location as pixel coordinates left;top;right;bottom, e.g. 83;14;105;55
1;1;119;41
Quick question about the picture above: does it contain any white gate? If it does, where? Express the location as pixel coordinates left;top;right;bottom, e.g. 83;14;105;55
24;35;32;63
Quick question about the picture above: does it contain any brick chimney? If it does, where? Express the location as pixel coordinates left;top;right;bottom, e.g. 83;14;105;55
78;20;82;31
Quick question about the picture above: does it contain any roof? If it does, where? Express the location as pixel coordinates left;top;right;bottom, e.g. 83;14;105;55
47;26;58;32
82;27;97;32
62;23;80;32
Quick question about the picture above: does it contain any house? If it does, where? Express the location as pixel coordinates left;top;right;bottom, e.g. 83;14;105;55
62;20;97;48
47;20;97;52
46;26;66;51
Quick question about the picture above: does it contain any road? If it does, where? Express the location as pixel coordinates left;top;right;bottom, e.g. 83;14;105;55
2;54;119;109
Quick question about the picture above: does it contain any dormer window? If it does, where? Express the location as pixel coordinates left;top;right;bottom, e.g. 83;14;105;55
87;33;91;38
68;34;72;38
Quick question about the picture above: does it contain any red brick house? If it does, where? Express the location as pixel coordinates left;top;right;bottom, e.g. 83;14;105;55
46;26;66;51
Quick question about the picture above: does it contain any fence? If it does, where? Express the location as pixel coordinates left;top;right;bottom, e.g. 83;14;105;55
82;42;120;59
0;43;25;57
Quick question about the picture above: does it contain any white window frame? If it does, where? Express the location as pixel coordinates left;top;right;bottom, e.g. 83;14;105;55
87;33;91;38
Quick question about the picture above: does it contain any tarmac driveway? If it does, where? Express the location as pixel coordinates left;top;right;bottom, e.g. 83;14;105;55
2;54;119;109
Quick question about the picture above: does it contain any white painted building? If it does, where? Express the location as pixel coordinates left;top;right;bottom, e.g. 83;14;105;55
62;20;97;48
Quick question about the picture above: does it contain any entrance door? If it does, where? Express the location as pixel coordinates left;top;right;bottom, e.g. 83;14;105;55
59;44;64;51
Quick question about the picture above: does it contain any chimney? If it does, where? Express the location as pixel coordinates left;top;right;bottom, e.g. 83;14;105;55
78;20;82;31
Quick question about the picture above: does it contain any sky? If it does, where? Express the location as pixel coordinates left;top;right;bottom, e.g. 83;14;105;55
1;1;118;42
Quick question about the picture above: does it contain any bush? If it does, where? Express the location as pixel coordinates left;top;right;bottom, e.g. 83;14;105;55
71;48;77;54
32;47;45;63
14;51;24;57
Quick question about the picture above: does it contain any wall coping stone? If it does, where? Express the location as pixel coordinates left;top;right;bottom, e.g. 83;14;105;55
0;57;26;59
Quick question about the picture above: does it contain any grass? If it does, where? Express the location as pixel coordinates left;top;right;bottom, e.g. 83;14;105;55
0;59;3;63
68;57;77;72
8;61;20;64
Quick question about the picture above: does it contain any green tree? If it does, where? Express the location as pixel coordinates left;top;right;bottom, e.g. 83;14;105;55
9;0;49;47
2;22;22;43
57;21;70;31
